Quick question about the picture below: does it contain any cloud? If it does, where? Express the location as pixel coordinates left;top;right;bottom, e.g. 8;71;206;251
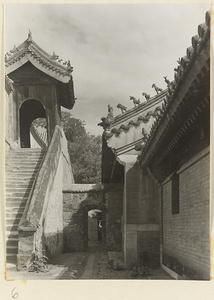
5;3;210;135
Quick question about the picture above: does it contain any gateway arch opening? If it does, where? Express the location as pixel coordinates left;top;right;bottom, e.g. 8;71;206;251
20;99;46;148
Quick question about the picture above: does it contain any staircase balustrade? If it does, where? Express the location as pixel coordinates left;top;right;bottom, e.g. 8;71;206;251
17;125;68;270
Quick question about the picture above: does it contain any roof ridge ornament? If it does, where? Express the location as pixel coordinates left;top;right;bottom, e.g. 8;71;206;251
27;29;32;42
67;60;73;73
130;96;141;107
163;76;171;86
152;83;163;94
142;92;151;101
10;45;18;54
50;51;59;60
117;103;127;114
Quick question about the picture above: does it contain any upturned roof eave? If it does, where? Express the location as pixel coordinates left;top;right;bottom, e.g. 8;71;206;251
5;34;76;110
5;54;71;84
5;37;73;84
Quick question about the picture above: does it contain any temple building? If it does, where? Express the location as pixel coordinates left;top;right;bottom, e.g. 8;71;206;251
4;10;210;280
100;10;210;279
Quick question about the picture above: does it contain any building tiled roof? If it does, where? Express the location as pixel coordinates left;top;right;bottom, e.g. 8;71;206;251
138;10;210;167
101;9;210;176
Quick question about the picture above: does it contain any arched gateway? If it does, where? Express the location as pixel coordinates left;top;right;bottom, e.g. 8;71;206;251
63;184;123;253
20;99;46;148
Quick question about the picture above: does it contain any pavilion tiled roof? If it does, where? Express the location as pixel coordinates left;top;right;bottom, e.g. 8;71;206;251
5;31;75;109
5;31;73;82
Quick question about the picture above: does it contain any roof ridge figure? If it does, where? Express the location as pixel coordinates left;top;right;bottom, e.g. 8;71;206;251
27;29;32;42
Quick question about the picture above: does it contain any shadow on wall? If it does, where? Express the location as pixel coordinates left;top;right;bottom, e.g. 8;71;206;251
44;231;63;260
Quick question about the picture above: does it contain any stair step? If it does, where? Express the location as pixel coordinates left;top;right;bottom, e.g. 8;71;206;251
6;157;44;162
6;158;43;162
6;236;18;241
6;212;23;219
7;240;18;247
7;153;44;158
6;192;31;197
6;196;29;201
9;149;45;151
6;184;34;189
6;224;19;231
6;247;18;254
5;159;42;164
6;196;28;200
6;204;27;211
6;219;20;225
6;210;25;217
6;170;38;174
6;159;43;163
6;230;18;237
6;255;17;264
6;188;32;193
6;179;34;183
6;198;28;205
6;176;36;181
6;200;29;205
5;167;40;173
7;151;44;154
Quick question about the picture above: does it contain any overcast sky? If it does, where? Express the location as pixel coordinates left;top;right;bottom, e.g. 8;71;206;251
5;3;210;135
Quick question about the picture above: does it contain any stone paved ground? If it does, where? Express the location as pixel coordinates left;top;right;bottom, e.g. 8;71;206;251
81;241;173;280
6;241;173;280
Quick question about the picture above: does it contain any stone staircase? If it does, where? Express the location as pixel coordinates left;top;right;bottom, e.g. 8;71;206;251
5;148;45;264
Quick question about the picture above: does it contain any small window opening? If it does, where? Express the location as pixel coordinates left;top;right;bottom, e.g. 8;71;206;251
172;173;179;214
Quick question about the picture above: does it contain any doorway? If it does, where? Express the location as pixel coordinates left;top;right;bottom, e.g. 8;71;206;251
84;206;105;251
19;99;46;148
88;209;102;245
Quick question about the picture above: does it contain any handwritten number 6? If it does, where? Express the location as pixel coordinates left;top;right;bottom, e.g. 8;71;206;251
11;287;18;299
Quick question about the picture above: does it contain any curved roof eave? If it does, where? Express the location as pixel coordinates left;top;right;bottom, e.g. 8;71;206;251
5;32;76;109
6;54;71;84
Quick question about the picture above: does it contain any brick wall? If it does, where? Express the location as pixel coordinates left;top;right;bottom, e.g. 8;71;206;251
161;148;210;279
124;162;160;267
126;163;159;224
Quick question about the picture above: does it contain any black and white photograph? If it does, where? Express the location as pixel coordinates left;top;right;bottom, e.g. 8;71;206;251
2;2;212;286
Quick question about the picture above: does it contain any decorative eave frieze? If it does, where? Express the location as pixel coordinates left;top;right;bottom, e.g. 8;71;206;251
113;90;167;127
101;90;167;141
104;104;164;140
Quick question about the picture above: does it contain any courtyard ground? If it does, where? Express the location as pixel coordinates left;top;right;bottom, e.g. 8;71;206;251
6;241;173;280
